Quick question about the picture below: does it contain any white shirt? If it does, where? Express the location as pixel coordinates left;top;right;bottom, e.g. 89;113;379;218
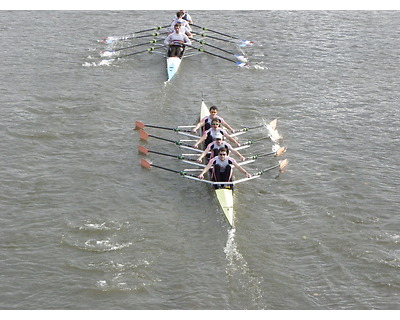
164;32;191;46
170;19;192;32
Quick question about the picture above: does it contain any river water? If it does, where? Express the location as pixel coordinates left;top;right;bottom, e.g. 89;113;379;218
1;10;399;310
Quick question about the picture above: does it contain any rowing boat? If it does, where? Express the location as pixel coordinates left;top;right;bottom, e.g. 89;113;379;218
138;101;288;227
200;101;234;225
97;22;253;82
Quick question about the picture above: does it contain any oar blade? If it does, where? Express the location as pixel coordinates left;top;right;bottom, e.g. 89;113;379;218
269;119;277;131
279;159;289;173
135;121;145;130
140;158;152;169
235;55;248;63
275;146;287;157
139;129;149;141
99;50;116;57
138;145;149;155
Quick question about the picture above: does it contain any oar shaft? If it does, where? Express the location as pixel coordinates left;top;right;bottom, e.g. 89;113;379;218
113;39;157;52
193;38;235;55
193;32;233;44
117;47;155;59
146;133;193;148
236;124;264;132
192;24;239;40
145;124;192;133
189;45;236;63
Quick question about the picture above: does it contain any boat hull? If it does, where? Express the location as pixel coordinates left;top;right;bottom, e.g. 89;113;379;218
215;188;234;226
200;100;235;227
166;57;182;81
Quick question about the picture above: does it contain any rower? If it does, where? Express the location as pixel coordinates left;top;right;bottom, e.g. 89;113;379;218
164;22;192;58
193;118;240;149
171;11;192;32
192;106;235;134
197;132;246;163
197;147;252;189
179;10;193;25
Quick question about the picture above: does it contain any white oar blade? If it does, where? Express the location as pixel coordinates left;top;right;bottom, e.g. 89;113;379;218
279;159;289;173
99;50;116;57
235;55;248;63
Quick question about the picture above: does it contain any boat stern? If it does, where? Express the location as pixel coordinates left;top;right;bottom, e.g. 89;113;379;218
215;188;234;227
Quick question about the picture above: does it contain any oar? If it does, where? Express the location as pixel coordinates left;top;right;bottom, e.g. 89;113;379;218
141;158;189;175
192;24;253;42
236;119;277;133
241;136;273;146
100;39;159;57
102;26;169;44
257;159;289;175
135;121;193;133
193;32;254;47
232;159;289;185
247;146;286;160
188;45;248;67
105;47;156;61
139;129;195;148
192;38;248;63
138;146;199;162
141;158;288;186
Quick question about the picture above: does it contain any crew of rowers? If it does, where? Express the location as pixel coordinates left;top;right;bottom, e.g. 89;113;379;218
164;11;193;58
164;12;252;187
192;106;252;188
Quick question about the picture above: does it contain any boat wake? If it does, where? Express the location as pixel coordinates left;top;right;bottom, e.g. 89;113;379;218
224;229;267;308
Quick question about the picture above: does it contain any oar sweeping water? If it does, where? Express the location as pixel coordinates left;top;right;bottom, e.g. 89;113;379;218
100;39;159;57
188;45;248;67
192;38;248;63
102;26;169;44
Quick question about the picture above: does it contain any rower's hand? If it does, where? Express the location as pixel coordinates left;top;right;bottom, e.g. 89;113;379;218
198;174;204;179
191;129;197;134
193;145;198;149
236;142;241;147
230;129;235;134
197;157;202;163
245;172;252;178
240;156;246;162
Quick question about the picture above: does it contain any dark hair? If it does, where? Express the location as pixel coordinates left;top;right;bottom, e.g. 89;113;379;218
218;147;228;154
209;106;218;112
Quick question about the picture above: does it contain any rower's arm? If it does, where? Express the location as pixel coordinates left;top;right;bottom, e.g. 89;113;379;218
198;160;213;178
192;120;205;133
222;120;235;133
193;134;206;148
230;147;245;161
197;145;210;162
225;133;240;147
233;162;251;178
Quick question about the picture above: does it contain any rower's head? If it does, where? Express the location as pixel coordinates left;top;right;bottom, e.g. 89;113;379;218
215;132;223;144
211;119;221;128
209;106;218;117
218;147;228;158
